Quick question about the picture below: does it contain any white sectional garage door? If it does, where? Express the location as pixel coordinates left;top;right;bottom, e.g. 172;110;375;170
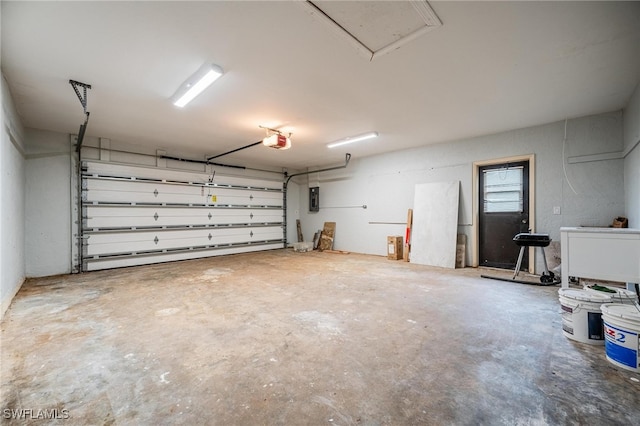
81;161;284;271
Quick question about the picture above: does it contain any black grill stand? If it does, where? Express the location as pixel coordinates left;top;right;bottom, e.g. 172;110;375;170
512;233;554;282
482;233;559;286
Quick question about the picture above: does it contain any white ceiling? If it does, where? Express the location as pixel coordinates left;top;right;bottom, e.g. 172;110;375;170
2;1;639;170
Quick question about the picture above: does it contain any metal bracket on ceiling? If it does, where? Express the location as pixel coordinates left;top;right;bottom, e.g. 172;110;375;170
259;125;292;139
69;80;92;153
69;79;91;115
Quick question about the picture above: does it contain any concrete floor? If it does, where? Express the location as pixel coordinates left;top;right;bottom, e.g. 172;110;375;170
1;250;639;425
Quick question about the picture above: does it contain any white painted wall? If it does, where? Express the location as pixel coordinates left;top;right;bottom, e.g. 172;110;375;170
623;82;640;228
625;147;640;228
24;129;72;276
554;112;625;229
296;111;625;273
1;74;26;319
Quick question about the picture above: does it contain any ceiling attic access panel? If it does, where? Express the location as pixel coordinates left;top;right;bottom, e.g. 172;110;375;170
303;0;442;60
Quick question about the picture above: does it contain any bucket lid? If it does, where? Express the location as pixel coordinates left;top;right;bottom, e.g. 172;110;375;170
559;288;612;302
601;303;640;320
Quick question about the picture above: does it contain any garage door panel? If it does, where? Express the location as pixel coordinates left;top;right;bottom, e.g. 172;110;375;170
85;206;283;228
84;179;283;207
84;162;282;190
85;226;283;256
83;243;283;271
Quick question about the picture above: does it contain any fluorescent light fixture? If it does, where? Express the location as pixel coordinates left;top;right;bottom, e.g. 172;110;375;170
327;131;378;148
172;63;223;108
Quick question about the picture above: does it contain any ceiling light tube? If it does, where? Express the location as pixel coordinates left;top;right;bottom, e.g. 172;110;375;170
172;63;223;108
327;131;378;148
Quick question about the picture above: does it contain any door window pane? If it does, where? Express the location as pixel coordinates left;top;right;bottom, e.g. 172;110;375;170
483;167;523;213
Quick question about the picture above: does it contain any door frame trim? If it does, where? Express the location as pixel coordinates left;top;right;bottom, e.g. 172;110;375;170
472;154;536;272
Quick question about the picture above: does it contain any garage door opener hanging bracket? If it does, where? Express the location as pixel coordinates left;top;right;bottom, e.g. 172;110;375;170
69;79;92;153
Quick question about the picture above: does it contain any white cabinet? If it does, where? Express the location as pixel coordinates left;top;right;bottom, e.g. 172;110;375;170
560;227;640;288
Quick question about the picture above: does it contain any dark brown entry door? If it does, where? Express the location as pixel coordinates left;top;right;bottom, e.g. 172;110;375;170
479;161;530;269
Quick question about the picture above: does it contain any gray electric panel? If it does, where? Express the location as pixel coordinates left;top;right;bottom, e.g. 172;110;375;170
309;187;319;212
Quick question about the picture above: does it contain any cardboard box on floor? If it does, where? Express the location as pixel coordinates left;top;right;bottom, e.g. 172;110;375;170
387;236;403;260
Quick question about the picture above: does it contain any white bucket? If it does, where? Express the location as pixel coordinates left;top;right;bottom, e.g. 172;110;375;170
601;304;640;373
584;284;638;305
558;289;612;345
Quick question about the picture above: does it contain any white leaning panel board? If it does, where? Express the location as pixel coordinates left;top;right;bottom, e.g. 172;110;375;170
82;161;284;271
410;181;460;269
